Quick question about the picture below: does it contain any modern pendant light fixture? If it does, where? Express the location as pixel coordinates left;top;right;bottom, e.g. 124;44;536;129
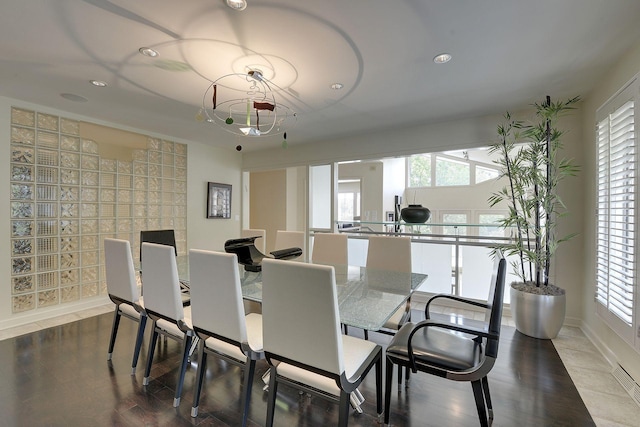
201;69;296;139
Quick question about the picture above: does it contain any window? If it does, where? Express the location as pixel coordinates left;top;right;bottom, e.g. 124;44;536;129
436;156;470;186
408;154;431;187
476;165;499;184
478;213;506;237
407;151;500;188
442;212;468;235
338;179;361;221
596;77;638;347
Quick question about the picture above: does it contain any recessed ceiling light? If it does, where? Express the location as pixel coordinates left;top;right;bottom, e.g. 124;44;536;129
226;0;247;11
433;53;452;64
60;93;88;102
331;83;344;90
90;80;107;87
139;47;159;57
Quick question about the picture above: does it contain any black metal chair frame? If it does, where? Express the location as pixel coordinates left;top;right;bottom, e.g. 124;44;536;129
384;255;506;427
106;294;147;374
191;326;263;424
264;349;383;427
143;309;195;406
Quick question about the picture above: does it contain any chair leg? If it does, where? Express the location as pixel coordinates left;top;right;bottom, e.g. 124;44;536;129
405;362;411;388
173;334;193;407
143;325;159;385
191;340;208;417
241;359;257;427
131;315;147;374
265;368;279;427
384;357;394;425
375;354;382;422
481;376;493;420
471;379;489;427
338;390;350;427
107;307;121;361
343;324;349;335
364;329;369;340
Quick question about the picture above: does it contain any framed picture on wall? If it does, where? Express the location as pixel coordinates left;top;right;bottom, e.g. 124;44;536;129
206;182;232;219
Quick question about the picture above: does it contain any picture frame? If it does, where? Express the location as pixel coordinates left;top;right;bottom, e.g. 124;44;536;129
206;182;232;219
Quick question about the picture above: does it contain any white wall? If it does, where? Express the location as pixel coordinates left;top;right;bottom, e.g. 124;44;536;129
187;141;243;252
242;114;502;170
0;96;242;329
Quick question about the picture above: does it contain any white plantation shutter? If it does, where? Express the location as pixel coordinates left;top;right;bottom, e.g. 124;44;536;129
596;78;638;344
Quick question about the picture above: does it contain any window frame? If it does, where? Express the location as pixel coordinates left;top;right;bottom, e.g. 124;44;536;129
406;152;501;189
595;75;640;349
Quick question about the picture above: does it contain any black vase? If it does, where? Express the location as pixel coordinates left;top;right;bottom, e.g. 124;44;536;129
400;204;431;223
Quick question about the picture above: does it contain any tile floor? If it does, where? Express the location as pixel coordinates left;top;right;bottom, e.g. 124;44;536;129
1;302;639;426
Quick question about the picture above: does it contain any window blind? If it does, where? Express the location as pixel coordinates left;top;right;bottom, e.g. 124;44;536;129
596;99;636;326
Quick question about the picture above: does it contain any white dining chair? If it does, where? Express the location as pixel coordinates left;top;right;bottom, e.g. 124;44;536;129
188;249;264;425
104;238;147;374
241;228;266;254
274;230;305;259
364;235;413;339
261;258;382;427
141;242;195;407
311;233;348;265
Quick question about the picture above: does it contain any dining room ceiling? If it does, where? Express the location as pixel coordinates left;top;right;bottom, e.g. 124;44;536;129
1;0;640;152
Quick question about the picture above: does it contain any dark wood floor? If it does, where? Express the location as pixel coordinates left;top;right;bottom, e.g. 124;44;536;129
0;309;595;426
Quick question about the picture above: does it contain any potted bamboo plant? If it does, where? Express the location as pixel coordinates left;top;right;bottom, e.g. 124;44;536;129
488;95;580;339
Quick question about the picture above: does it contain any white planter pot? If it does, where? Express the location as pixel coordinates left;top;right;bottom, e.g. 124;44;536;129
510;285;566;339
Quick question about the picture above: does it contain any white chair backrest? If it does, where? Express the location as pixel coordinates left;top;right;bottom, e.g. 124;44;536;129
262;258;344;375
104;238;138;303
366;235;412;273
189;249;247;343
312;233;348;265
141;242;184;321
241;229;266;253
274;230;305;252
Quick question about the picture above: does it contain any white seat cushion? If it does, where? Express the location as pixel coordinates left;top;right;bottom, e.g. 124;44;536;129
342;334;378;380
245;313;264;352
201;313;263;363
119;302;141;319
275;334;378;396
204;337;247;363
155;305;193;339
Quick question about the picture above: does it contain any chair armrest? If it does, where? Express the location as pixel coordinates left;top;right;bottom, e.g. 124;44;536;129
270;247;302;260
406;319;498;373
425;294;488;319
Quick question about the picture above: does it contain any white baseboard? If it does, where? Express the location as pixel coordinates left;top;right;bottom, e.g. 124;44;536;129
0;296;111;332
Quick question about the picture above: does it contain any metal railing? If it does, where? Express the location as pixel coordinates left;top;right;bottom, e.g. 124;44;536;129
322;222;519;301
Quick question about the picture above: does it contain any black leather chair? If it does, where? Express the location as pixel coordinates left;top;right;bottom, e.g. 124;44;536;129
140;229;177;260
139;229;191;304
224;236;302;272
384;252;507;427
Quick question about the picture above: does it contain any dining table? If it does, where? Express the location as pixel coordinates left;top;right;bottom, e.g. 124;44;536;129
172;256;428;332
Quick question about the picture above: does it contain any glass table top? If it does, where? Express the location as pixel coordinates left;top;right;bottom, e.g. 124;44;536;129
173;256;428;331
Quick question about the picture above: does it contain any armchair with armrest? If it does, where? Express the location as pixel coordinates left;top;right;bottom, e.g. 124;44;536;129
384;252;506;427
224;236;302;272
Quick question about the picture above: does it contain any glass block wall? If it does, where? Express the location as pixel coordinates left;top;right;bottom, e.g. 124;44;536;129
9;107;187;313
